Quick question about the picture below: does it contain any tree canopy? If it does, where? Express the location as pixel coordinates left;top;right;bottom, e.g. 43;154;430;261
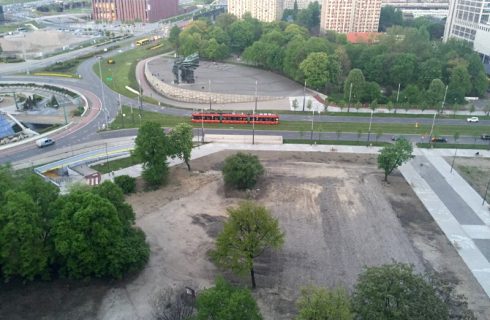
377;138;413;181
352;263;449;320
296;286;353;320
222;152;264;190
212;201;284;288
196;277;263;320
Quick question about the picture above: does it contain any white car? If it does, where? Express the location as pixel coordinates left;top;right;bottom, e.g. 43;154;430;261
467;117;479;123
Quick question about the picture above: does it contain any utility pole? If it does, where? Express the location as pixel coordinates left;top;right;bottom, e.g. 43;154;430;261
450;148;457;173
138;79;143;117
310;108;315;144
201;105;204;144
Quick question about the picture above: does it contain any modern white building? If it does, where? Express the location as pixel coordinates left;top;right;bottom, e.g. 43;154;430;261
283;0;319;9
227;0;284;22
444;0;490;63
320;0;382;33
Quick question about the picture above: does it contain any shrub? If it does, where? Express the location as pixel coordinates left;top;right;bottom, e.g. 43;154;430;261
222;152;264;190
114;175;136;194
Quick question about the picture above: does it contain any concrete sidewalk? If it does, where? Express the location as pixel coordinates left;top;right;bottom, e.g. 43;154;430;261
102;143;490;299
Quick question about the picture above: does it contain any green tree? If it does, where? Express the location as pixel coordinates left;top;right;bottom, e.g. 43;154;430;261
222;152;264;190
377;137;413;181
379;6;403;31
228;20;256;52
0;191;49;281
53;191;149;279
344;69;365;104
92;180;135;226
169;123;194;171
212;201;284;288
114;175;136;194
296;1;321;31
300;52;331;91
168;25;181;49
389;54;417;87
296;286;353;320
426;79;446;108
447;65;471;104
196;277;262;320
216;13;237;32
362;82;381;103
352;263;448;320
134;122;170;188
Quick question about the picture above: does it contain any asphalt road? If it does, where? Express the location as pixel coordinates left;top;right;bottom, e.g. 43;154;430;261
1;45;490;164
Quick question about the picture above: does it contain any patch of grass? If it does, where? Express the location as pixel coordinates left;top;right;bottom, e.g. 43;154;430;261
92;42;173;99
267;110;490;120
456;163;490;203
284;139;391;147
417;143;489;149
39;49;106;75
91;154;140;174
111;107;490;137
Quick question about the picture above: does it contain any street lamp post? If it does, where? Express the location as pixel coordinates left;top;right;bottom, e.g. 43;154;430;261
396;83;401;112
483;178;490;206
253;81;258;145
208;80;212;110
429;112;437;145
201;105;204;144
450;148;457;173
441;85;448;114
348;82;353;113
122;113;126;128
367;110;374;146
310;108;315;144
97;57;108;129
302;80;307;112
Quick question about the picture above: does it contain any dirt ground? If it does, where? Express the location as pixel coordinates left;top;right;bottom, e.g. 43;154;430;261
453;156;490;203
1;151;490;319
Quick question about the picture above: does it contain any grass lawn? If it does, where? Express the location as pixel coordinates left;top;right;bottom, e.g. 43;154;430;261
39;49;106;75
92;42;173;100
91;154;140;174
265;110;490;120
112;106;490;137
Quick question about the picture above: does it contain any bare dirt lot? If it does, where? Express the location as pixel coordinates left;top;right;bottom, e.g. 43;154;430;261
1;151;490;319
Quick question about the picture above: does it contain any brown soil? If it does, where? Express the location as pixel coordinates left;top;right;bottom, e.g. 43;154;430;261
1;151;489;319
453;157;490;203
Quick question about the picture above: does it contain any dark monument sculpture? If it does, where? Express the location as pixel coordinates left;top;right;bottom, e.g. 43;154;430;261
172;53;199;84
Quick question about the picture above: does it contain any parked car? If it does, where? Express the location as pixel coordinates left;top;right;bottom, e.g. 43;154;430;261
391;135;406;141
467;116;479;123
481;134;490;140
36;137;55;148
431;137;448;143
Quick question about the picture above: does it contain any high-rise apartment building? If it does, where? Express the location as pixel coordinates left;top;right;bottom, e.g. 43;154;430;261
444;0;490;62
227;0;284;22
92;0;178;23
320;0;382;33
283;0;318;9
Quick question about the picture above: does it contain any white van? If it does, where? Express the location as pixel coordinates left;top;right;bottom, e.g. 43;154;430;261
36;137;55;148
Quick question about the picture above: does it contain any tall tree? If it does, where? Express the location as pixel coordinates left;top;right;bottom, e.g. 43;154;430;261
300;52;332;91
344;69;365;103
196;277;262;320
426;79;446;108
0;191;49;281
53;191;149;279
352;263;448;320
377;137;413;181
212;202;284;288
168;25;181;49
134;122;170;188
447;65;471;104
296;286;353;320
169;123;194;171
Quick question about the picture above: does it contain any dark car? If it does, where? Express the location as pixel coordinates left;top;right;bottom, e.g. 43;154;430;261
431;137;448;143
481;134;490;140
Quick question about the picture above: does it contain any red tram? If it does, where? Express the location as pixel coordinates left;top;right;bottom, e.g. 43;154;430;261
191;112;279;125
